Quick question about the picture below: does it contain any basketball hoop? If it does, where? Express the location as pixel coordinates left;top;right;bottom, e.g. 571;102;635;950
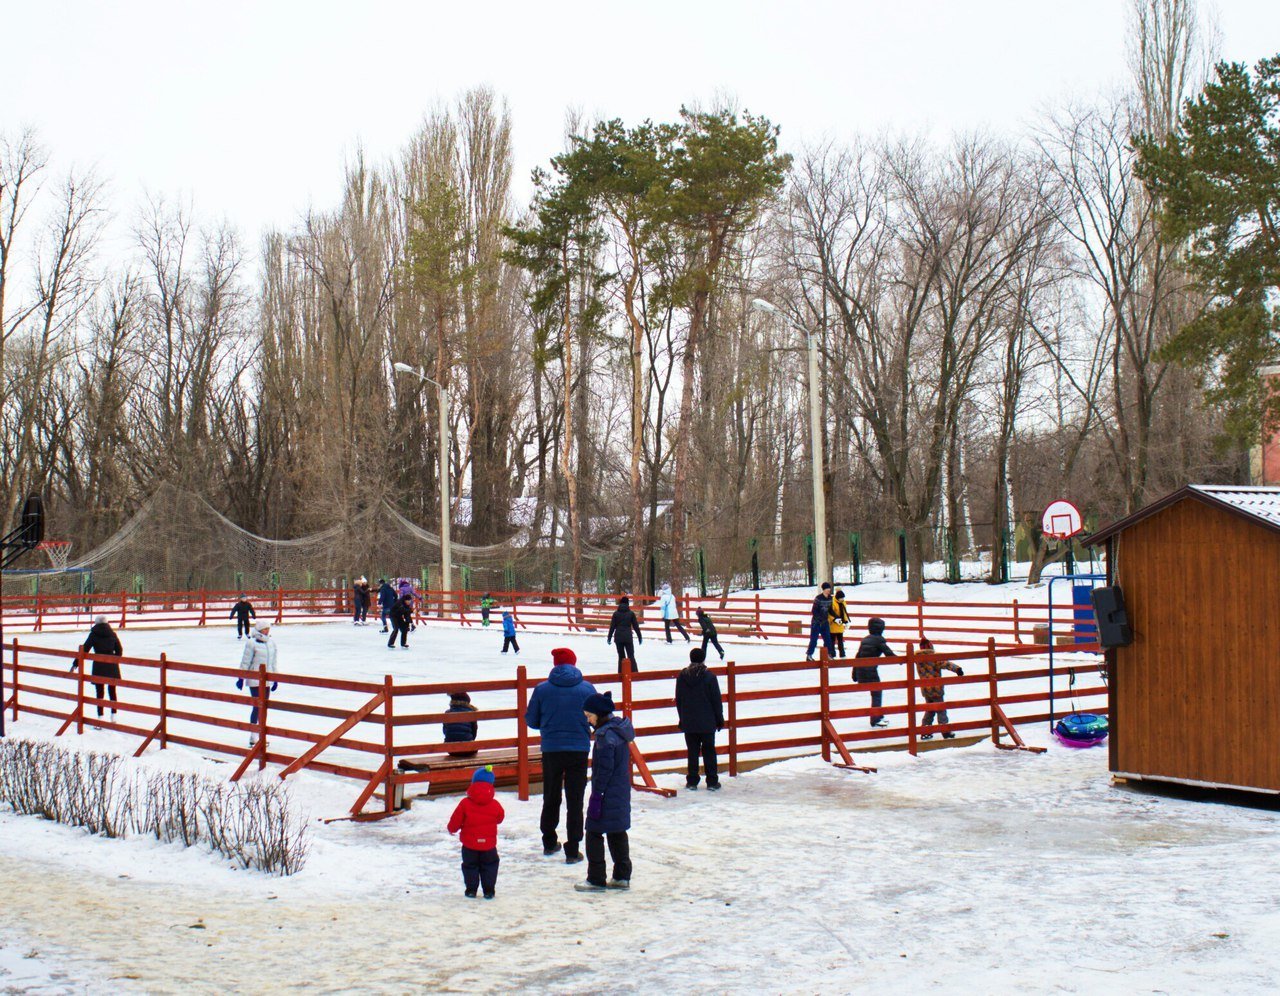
37;540;72;571
1041;500;1084;540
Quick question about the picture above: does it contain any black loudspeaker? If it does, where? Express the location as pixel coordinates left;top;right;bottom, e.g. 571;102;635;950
1090;585;1133;648
20;494;45;547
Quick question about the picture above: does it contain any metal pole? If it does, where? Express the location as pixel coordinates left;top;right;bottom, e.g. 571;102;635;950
438;380;452;607
806;330;828;586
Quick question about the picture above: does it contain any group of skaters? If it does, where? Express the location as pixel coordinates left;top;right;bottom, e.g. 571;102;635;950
603;582;724;671
804;581;963;736
444;642;724;897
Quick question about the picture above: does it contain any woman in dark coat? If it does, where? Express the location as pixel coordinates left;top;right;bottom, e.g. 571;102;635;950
443;691;480;757
576;691;635;892
80;614;123;719
675;647;724;790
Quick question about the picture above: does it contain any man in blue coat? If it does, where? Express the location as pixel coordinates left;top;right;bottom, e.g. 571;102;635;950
376;579;396;633
525;647;597;863
576;690;635;892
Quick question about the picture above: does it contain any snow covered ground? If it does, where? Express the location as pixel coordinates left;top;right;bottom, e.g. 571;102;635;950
5;582;1275;992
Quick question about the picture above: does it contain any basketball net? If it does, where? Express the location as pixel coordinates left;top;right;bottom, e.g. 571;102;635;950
37;541;72;571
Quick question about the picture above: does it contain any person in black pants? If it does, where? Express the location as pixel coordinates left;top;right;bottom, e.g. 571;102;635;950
695;608;725;660
80;614;123;720
387;593;413;648
606;596;643;672
525;647;596;863
352;577;371;625
230;594;256;638
674;647;724;790
854;616;895;728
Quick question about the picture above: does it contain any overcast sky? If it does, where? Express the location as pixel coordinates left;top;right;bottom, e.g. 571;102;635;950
6;0;1280;247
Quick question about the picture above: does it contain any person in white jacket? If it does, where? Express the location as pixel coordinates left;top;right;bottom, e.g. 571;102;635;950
657;583;690;644
237;620;279;745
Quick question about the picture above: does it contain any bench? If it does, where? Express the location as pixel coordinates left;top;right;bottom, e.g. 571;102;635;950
395;747;543;797
577;610;648;633
708;613;763;638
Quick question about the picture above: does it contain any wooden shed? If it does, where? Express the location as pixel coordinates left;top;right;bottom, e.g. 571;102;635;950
1089;485;1280;794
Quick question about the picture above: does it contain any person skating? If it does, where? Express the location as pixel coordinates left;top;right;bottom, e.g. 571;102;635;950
917;637;963;740
443;691;480;757
854;616;894;728
377;578;396;632
229;594;256;639
388;593;413;649
447;766;505;899
352;576;371;625
397;578;417;631
526;647;597;863
606;596;643;672
657;583;690;643
805;582;835;661
79;614;123;721
675;647;723;790
479;593;496;628
695;608;725;660
236;620;278;745
501;608;520;655
828;588;850;658
575;691;635;892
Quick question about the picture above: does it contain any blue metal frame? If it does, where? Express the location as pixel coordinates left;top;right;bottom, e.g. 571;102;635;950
1047;573;1106;728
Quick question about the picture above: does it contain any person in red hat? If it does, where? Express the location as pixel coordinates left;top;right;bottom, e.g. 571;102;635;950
525;646;597;863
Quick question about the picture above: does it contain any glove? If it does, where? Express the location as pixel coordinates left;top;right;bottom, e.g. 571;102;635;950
235;678;244;690
637;636;643;644
270;682;278;692
607;639;612;646
954;666;964;677
586;792;604;821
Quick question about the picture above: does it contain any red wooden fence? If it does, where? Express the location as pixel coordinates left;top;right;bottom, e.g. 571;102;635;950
2;635;1106;820
0;586;1095;650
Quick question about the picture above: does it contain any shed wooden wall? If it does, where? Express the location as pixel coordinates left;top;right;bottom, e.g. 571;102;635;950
1112;498;1280;791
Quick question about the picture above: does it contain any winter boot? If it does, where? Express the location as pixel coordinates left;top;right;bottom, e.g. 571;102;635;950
920;733;934;741
464;889;478;898
575;881;608;893
942;731;957;740
606;879;630;890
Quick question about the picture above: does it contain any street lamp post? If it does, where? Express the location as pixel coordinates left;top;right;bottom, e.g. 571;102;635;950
393;363;451;607
752;299;828;587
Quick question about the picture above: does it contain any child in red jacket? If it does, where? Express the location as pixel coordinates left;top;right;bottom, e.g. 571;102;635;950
448;766;506;899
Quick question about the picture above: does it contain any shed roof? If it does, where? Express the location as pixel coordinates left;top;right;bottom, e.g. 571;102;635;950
1088;485;1280;545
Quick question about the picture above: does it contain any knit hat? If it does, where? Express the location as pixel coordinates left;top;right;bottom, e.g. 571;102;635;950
618;596;630;607
472;765;495;785
689;647;706;664
821;582;832;591
450;690;472;704
551;647;576;667
254;619;271;634
94;614;108;625
583;691;614;716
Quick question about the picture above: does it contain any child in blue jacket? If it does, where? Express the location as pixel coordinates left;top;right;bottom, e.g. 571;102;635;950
575;691;635;892
501;608;520;655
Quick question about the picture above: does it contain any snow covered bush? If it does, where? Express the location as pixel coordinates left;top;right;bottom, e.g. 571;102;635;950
0;740;309;875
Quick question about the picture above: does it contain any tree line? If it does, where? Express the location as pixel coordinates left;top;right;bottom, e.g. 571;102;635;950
3;0;1273;599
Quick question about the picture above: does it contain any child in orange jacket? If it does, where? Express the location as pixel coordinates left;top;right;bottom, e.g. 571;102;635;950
448;766;506;899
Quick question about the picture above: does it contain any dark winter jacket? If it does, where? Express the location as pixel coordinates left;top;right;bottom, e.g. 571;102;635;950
389;599;413;630
377;583;396;610
696;611;717;638
811;592;833;627
607;607;642;644
502;612;516;638
81;622;123;678
587;715;635;834
675;662;724;734
353;583;371;608
526;664;597;753
229;599;256;622
443;703;479;743
447;780;505;851
853;617;895;681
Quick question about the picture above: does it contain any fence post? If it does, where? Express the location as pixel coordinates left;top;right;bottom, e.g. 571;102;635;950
75;649;85;735
727;659;738;777
275;588;284;624
34;593;43;633
159;652;168;749
516;664;530;802
119;590;127;629
754;593;761;636
906;642;918;756
621;656;633;718
987;637;999;744
383;674;395;814
916;601;925;641
1012;599;1021;643
9;639;18;721
819;656;831;763
200;589;208;626
257;664;268;769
